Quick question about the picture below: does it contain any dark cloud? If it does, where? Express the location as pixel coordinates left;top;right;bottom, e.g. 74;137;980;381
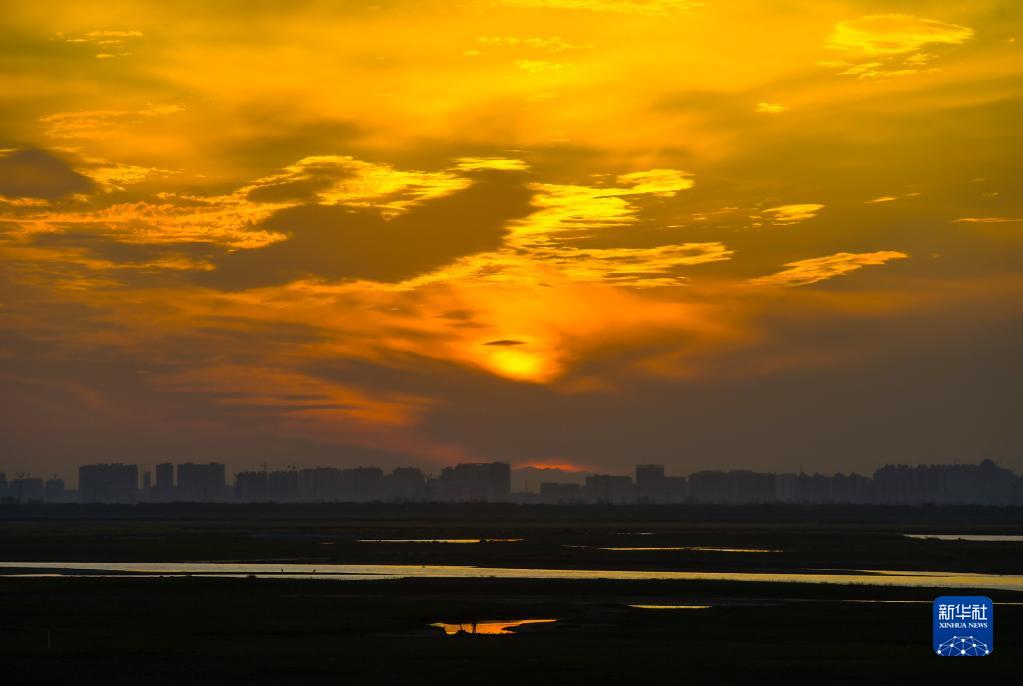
0;352;413;476
31;230;219;265
0;148;94;199
484;339;526;346
197;169;534;289
436;309;475;320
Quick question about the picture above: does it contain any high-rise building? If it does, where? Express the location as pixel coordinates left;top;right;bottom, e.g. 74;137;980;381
9;478;45;502
340;467;385;502
155;463;174;490
636;464;664;484
539;482;583;504
636;464;666;503
267;469;299;502
584;474;634;503
79;464;139;503
44;478;65;502
297;467;343;502
830;473;871;504
176;463;226;502
688;470;775;504
872;460;1016;506
12;459;1020;506
433;462;511;501
386;467;427;501
235;471;269;502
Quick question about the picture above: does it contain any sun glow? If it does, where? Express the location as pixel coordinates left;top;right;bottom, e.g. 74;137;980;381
486;348;553;382
1;1;1020;471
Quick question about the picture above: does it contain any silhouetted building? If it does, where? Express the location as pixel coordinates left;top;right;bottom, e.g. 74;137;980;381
11;459;1023;506
688;470;775;504
433;462;511;501
635;463;663;503
176;462;226;502
297;467;343;502
873;460;1016;505
340;467;385;502
687;471;728;503
267;469;299;502
9;477;44;502
635;464;687;503
235;471;269;502
540;482;583;504
154;462;174;499
386;467;427;501
584;474;634;504
636;464;664;484
830;472;872;504
664;476;687;503
774;473;799;502
44;478;65;502
79;463;139;503
798;473;831;503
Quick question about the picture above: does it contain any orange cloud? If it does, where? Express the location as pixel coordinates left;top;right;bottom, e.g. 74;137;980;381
749;251;908;287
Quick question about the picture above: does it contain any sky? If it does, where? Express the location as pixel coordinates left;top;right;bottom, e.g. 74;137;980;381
1;0;1021;479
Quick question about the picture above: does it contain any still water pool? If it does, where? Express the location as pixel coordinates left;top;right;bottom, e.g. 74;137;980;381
1;562;1021;591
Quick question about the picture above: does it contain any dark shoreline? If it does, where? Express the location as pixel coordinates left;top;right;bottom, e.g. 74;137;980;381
4;501;1023;522
3;508;1020;684
2;506;1022;573
3;575;1021;685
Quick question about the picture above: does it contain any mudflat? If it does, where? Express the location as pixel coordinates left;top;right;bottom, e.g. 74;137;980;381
2;504;1020;684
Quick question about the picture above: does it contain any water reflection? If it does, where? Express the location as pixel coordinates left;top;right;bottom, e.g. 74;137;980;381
600;547;780;553
2;562;1021;591
904;534;1023;542
628;605;711;610
358;539;523;544
840;599;932;604
601;547;690;551
431;619;556;635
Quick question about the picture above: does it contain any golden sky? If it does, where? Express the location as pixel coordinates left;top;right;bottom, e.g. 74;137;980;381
1;0;1021;475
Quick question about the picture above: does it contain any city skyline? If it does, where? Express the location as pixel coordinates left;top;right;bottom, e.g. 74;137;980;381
1;453;1017;486
3;457;1020;506
2;2;1022;477
2;5;1021;683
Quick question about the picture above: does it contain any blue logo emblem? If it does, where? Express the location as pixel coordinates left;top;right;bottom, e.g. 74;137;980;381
933;596;993;656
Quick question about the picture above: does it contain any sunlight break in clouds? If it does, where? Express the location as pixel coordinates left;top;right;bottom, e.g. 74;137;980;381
755;102;788;114
749;251;908;287
952;217;1023;224
760;204;824;225
498;0;702;15
823;14;974;79
1;0;1021;473
827;15;974;56
55;29;143;59
41;105;185;140
615;169;694;196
